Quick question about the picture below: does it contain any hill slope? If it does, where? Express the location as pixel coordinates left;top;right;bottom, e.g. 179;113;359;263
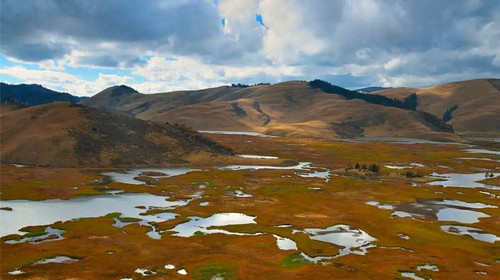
0;102;232;167
81;81;462;141
0;83;86;106
373;79;500;136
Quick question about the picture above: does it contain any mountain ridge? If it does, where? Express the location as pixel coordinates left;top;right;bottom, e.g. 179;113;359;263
0;83;87;106
81;80;470;142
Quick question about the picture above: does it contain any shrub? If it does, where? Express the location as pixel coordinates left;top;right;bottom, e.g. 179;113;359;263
369;164;380;172
405;171;423;178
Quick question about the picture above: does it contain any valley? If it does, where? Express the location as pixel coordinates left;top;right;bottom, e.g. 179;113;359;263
1;2;499;279
1;132;499;279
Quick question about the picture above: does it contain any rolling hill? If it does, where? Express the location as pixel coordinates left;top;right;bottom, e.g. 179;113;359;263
0;102;232;167
81;81;462;142
373;79;500;136
0;83;87;106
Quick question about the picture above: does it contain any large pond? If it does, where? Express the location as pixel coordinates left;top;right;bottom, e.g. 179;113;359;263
367;199;497;224
171;213;257;237
103;168;195;185
346;137;470;145
463;148;500;156
441;225;500;243
428;172;500;189
0;193;189;237
220;162;311;171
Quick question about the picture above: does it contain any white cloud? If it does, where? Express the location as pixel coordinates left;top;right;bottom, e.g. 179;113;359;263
131;56;302;93
0;66;132;96
259;0;330;64
384;58;404;71
218;0;259;34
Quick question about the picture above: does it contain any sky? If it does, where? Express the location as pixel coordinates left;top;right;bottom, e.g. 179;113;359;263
1;0;499;97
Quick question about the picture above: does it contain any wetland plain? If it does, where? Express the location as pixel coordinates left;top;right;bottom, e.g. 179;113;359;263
1;133;499;279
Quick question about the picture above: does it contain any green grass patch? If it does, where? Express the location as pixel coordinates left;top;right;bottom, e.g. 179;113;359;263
193;231;205;236
282;253;309;268
139;208;170;216
105;212;121;218
192;263;238;280
261;184;310;195
118;217;141;223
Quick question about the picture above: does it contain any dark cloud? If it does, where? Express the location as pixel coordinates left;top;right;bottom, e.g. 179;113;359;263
0;0;498;88
0;0;231;62
3;43;69;62
76;55;120;68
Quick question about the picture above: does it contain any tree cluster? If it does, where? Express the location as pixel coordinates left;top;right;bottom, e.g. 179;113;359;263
404;171;423;178
403;93;418;110
442;104;458;122
231;83;271;88
309;79;416;110
352;162;379;172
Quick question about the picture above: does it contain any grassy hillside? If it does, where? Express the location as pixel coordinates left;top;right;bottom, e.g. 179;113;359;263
0;102;232;167
374;79;500;136
0;103;25;115
81;81;463;141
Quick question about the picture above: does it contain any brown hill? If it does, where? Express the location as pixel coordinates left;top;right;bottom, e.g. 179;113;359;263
82;82;462;141
373;79;500;136
0;102;232;167
0;103;24;115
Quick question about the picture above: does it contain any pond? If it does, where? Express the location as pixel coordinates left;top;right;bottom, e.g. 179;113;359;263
458;157;500;163
171;213;257;237
0;193;190;237
237;154;278;159
463;148;500;156
103;167;195;185
367;199;496;224
294;224;377;258
33;256;80;265
274;234;298;250
428;172;500;189
220;162;311;171
440;225;500;243
347;137;469;145
296;169;330;182
198;130;278;138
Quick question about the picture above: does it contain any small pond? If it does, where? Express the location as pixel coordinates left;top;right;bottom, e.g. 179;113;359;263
198;130;278;138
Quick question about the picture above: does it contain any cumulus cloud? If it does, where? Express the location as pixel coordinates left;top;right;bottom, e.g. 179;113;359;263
0;66;132;96
0;0;499;94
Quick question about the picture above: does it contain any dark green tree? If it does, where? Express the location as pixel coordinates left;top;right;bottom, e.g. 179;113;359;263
403;93;418;110
442;105;458;122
